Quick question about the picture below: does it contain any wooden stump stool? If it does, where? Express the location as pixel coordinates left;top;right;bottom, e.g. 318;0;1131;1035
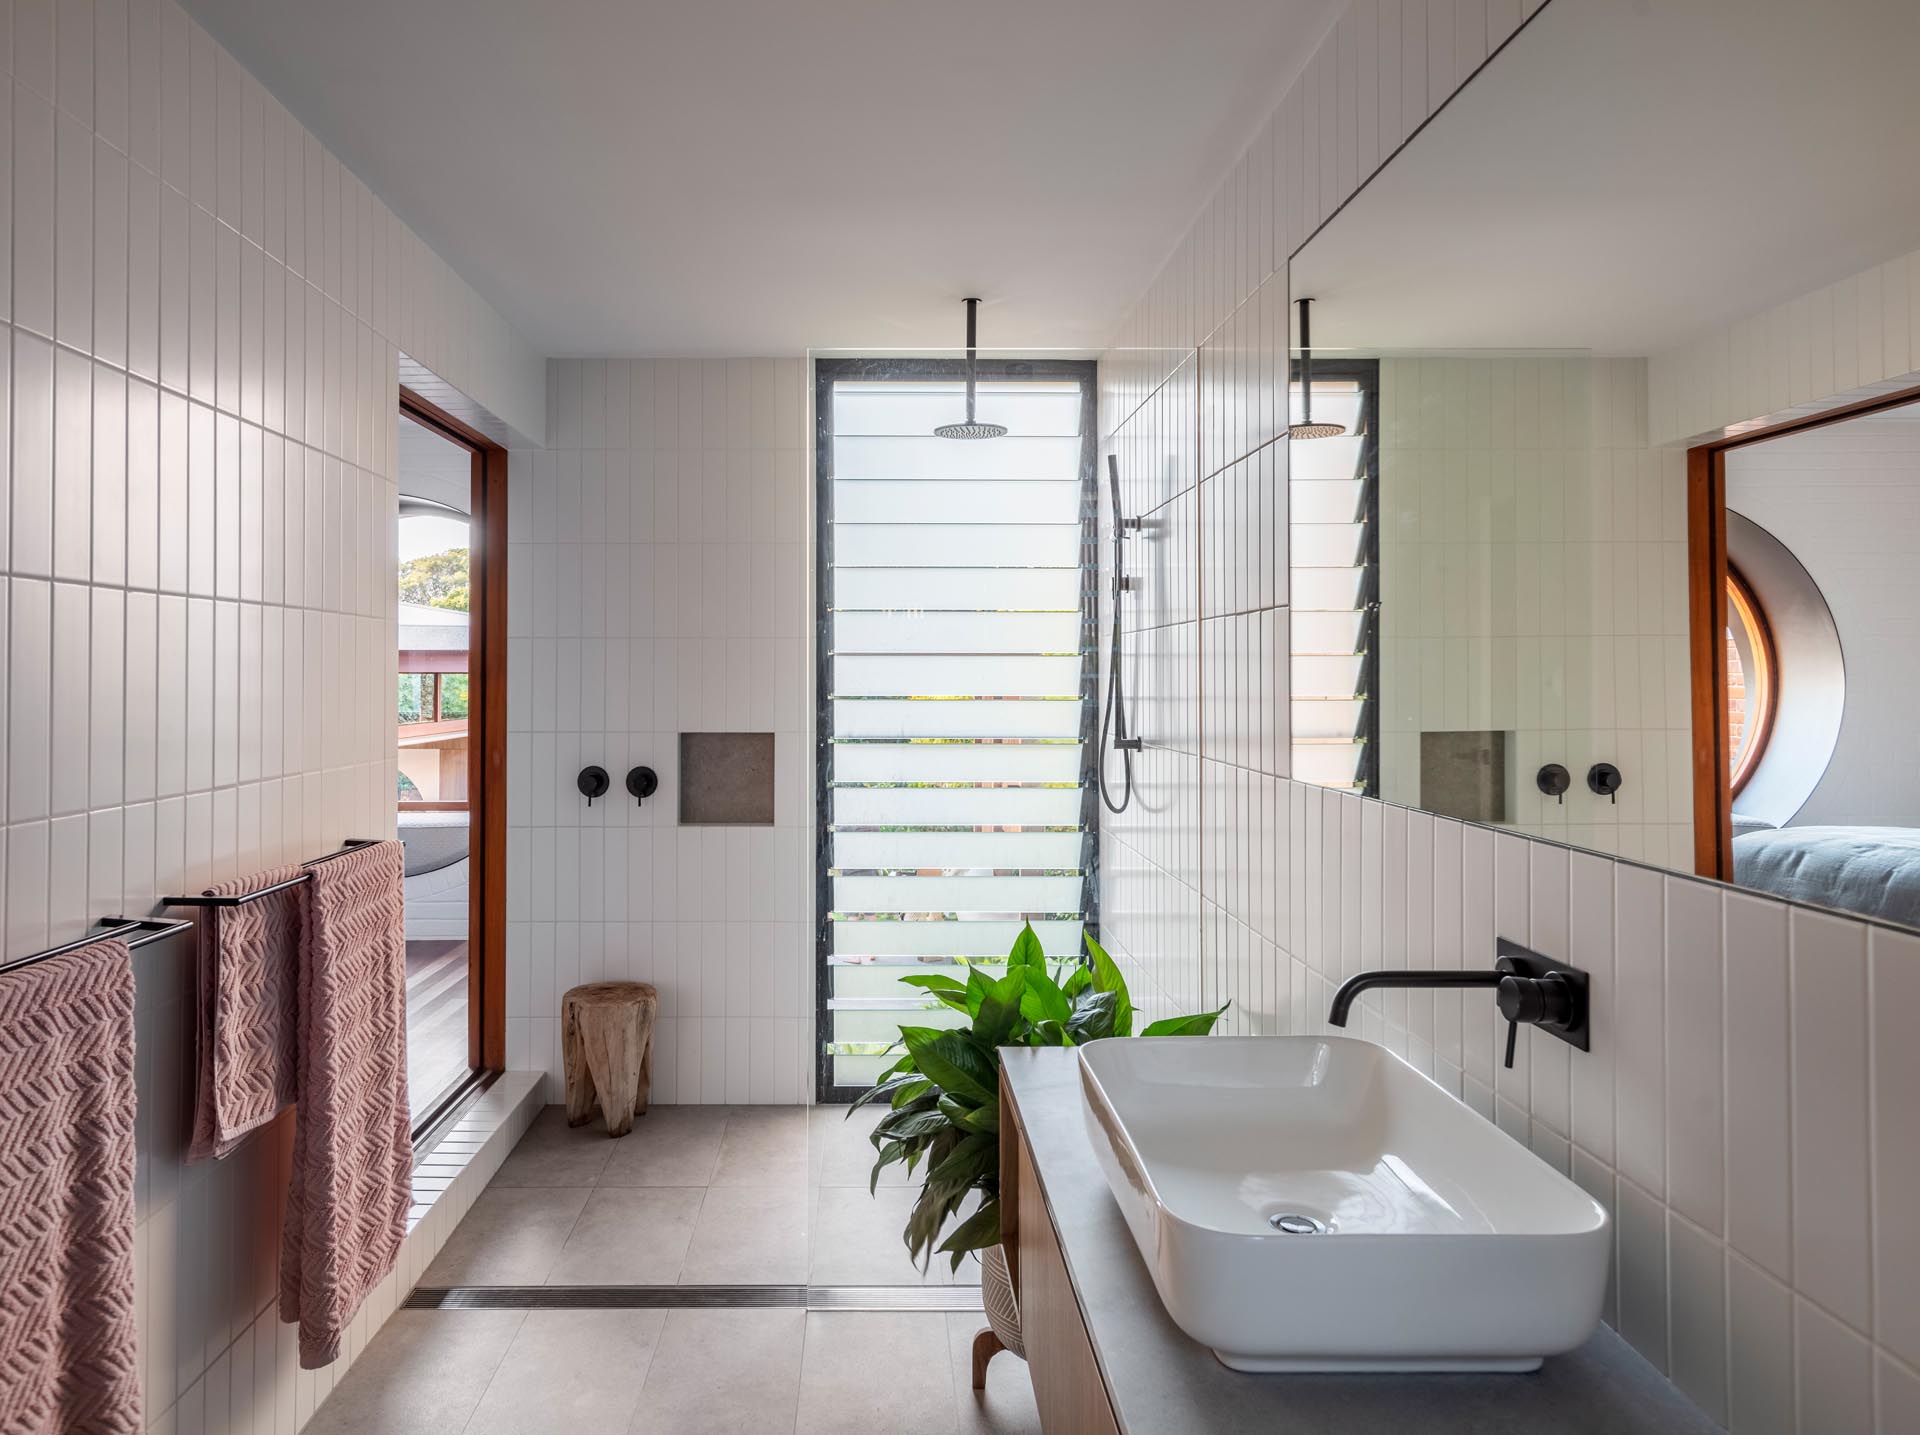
561;981;658;1137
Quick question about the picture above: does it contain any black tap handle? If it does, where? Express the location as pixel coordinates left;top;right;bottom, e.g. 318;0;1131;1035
1498;973;1573;1029
1503;1019;1518;1070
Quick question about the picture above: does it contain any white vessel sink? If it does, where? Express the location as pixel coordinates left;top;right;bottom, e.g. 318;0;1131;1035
1078;1035;1609;1373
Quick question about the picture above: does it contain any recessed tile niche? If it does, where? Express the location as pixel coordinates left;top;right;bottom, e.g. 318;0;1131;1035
678;732;777;826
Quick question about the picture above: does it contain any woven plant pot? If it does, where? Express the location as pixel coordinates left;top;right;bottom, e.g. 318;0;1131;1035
981;1243;1025;1359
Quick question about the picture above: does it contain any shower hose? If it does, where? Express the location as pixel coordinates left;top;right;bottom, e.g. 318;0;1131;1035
1099;458;1137;814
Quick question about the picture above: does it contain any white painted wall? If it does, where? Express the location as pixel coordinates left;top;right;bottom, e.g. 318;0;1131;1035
1727;415;1920;828
0;0;543;1426
1098;0;1920;1429
505;358;814;1105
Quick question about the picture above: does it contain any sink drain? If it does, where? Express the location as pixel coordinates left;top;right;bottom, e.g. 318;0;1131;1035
1268;1213;1328;1235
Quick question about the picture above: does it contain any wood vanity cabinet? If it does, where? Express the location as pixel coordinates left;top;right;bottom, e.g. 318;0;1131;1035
1000;1069;1122;1435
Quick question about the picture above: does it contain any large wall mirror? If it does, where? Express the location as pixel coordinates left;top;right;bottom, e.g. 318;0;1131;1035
1289;0;1920;928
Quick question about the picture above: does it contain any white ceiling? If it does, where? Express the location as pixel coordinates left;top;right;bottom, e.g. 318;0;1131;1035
184;0;1342;358
1291;0;1920;358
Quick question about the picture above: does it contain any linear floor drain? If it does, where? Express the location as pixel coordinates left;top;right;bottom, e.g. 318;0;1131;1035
406;1284;985;1313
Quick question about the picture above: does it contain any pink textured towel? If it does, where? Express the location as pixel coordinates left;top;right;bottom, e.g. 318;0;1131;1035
280;840;413;1369
0;939;141;1434
189;866;302;1162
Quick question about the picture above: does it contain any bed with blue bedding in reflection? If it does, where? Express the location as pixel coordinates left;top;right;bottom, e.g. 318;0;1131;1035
1734;826;1920;926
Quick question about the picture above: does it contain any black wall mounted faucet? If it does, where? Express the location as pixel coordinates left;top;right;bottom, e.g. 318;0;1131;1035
1327;940;1590;1068
577;766;611;805
626;766;659;806
1587;762;1622;804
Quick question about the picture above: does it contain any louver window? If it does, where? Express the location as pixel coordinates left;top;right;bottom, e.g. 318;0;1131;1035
1288;370;1379;794
815;361;1099;1098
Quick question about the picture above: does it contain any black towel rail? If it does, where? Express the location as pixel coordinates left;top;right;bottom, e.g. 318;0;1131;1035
162;838;386;910
0;915;195;977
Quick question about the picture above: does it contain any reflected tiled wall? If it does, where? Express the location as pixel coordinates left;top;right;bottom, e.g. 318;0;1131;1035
1098;0;1920;1430
1651;240;1920;449
1099;0;1549;1035
0;0;544;1427
506;358;813;1104
1377;355;1693;868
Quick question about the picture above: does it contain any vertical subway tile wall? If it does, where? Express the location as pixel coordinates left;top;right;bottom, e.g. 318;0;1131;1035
506;358;812;1105
1097;1;1919;1432
1;0;545;1428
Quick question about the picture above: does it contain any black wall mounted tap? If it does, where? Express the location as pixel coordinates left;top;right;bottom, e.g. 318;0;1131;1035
1326;940;1590;1068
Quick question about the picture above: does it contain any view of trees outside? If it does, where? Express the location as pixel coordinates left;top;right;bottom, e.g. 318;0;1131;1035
399;548;471;610
397;673;470;723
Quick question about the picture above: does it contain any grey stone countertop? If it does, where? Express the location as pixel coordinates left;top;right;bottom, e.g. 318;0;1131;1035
1001;1046;1722;1435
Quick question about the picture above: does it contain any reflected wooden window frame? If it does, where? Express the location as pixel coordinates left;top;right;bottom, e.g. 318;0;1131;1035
1725;564;1776;797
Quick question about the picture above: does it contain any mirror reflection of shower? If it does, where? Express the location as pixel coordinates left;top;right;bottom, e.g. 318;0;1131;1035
1289;297;1348;440
1100;454;1144;813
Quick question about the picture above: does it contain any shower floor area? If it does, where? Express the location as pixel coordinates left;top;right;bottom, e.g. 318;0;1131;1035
303;1103;1038;1435
407;938;471;1119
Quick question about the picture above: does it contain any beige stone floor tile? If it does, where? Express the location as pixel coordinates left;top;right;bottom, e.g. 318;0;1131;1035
679;1185;810;1285
464;1310;666;1435
491;1106;619;1187
598;1106;728;1187
545;1187;705;1285
421;1187;590;1286
711;1108;809;1188
794;1311;958;1435
303;1310;525;1434
626;1308;804;1434
810;1186;970;1287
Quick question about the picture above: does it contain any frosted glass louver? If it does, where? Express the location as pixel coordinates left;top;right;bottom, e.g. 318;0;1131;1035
821;374;1095;1089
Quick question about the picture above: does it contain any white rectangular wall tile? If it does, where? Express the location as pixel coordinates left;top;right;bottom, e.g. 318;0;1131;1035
507;358;811;1106
1790;908;1872;1335
0;3;545;1430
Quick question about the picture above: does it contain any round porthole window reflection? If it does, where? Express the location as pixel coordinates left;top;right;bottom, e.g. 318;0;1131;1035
1726;565;1776;794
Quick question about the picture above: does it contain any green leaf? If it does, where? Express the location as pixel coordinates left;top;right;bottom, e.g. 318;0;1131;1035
849;1068;908;1112
964;967;994;1018
889;1078;934;1108
903;1029;998;1104
1025;1017;1071;1048
1061;964;1092;998
1140;1004;1230;1037
1019;962;1071;1027
936;1200;1002;1271
926;1131;997;1190
852;1074;922;1118
938;1093;1000;1134
900;973;968;995
1083;932;1134;1037
894;1025;945;1054
1066;988;1120;1043
876;1108;950;1140
869;1139;910;1196
1005;923;1046;970
974;968;1026;1048
906;1187;979;1268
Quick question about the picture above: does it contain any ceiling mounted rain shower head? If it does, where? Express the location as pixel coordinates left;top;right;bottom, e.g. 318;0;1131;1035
1289;297;1348;441
934;298;1009;440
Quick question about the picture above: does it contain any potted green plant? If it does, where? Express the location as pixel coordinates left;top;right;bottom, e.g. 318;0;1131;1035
851;924;1224;1361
